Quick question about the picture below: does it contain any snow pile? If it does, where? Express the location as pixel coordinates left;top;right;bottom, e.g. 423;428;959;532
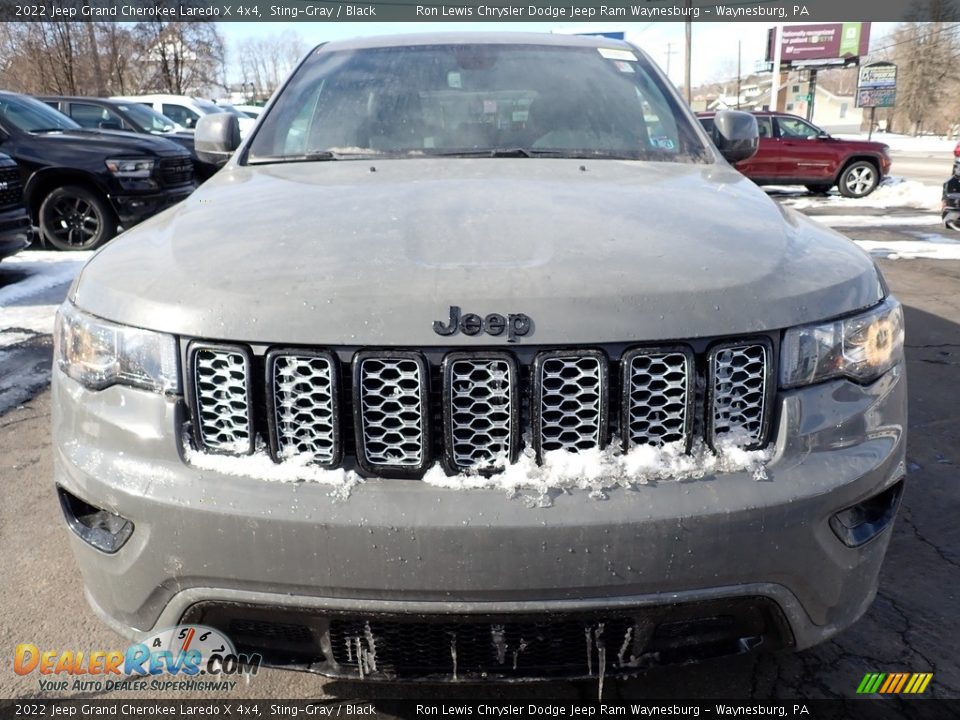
780;178;940;211
184;440;363;500
183;432;771;505
422;433;772;504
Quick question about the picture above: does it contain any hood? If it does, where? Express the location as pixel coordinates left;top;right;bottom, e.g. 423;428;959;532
32;129;188;157
833;137;889;153
74;158;883;346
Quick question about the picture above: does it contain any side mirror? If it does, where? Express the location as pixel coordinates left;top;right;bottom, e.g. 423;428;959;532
185;117;196;129
712;110;759;164
98;120;123;131
195;113;241;166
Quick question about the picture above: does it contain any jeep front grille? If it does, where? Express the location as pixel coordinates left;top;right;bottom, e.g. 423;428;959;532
189;345;253;454
355;353;428;473
623;347;694;449
709;342;771;448
534;351;607;455
186;340;773;475
268;351;339;466
444;353;517;469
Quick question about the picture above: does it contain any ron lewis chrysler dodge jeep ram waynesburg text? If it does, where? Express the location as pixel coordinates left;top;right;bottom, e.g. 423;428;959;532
53;33;907;682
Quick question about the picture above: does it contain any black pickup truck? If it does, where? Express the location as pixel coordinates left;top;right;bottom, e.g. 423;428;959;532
0;92;196;251
38;96;219;181
0;152;31;262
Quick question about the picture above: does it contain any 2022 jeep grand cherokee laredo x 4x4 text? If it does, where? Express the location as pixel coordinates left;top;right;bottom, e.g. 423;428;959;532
53;34;906;682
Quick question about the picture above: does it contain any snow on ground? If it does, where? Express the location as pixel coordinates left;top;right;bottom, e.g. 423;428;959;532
0;250;92;345
777;178;941;211
835;132;957;154
857;233;960;260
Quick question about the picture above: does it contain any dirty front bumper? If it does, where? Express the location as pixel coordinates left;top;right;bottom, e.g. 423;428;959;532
52;362;906;679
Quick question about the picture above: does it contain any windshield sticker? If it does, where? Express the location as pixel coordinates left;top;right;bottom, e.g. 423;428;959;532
447;72;462;89
598;48;637;61
613;60;635;74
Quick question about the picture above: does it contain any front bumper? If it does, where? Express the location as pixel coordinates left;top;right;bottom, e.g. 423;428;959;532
108;184;194;227
52;361;907;676
0;205;32;259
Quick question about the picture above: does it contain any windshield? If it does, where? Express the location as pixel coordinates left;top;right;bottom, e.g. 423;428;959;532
246;43;709;163
0;95;80;133
119;102;177;133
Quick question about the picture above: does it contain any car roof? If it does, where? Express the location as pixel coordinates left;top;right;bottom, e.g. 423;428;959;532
36;96;122;105
320;31;636;53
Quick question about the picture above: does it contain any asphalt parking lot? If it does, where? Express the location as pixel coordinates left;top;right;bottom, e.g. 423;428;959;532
1;170;958;701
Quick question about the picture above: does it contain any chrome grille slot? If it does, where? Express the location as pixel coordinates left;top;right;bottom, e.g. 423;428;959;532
534;351;607;454
623;348;693;448
709;342;770;447
268;351;339;466
355;353;428;472
444;353;517;470
190;345;253;454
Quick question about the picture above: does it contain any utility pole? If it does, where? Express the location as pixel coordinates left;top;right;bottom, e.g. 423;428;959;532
684;4;692;104
806;68;818;122
665;42;678;80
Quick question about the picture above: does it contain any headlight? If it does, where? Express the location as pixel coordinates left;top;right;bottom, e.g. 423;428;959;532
780;296;904;388
104;157;155;178
54;302;179;394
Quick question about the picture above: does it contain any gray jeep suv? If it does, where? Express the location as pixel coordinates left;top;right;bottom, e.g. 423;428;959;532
53;33;906;682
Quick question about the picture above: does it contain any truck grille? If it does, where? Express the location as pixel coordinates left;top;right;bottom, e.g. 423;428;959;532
186;339;774;477
0;166;23;209
158;157;194;186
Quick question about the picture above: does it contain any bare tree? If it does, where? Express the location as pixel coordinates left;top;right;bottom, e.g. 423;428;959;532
236;30;307;99
133;21;226;96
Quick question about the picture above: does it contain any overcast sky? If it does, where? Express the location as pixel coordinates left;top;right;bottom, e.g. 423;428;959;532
220;21;896;87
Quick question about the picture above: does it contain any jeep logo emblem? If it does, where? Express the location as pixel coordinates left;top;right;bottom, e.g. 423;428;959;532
433;306;532;343
0;182;7;192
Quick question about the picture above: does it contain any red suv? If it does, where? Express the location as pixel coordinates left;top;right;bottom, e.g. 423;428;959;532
698;111;891;198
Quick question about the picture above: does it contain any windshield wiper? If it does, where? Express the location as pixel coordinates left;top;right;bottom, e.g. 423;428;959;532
248;150;342;165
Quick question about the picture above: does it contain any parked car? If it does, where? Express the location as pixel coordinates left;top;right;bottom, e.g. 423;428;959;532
0;152;31;262
0;92;196;250
232;104;264;119
114;94;255;137
54;34;905;683
942;161;960;230
698;111;891;197
38;96;218;181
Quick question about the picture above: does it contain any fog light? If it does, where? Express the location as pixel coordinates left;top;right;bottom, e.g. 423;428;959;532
57;487;133;553
830;479;904;547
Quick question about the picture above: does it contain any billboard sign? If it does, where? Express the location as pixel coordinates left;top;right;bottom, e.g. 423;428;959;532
857;62;897;108
767;22;871;63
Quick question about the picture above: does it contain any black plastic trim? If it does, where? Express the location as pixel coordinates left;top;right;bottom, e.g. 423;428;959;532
265;348;342;469
352;350;431;477
531;348;610;462
57;486;134;555
620;344;696;454
830;479;905;548
186;341;255;456
705;337;776;452
441;350;520;473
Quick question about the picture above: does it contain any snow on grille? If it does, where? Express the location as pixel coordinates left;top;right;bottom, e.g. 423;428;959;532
711;343;769;445
358;357;425;467
448;357;513;469
625;350;691;447
193;348;251;453
272;354;337;464
537;354;604;453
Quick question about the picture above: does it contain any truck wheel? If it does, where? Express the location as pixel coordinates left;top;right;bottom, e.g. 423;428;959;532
838;162;879;198
39;185;117;251
805;184;833;195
